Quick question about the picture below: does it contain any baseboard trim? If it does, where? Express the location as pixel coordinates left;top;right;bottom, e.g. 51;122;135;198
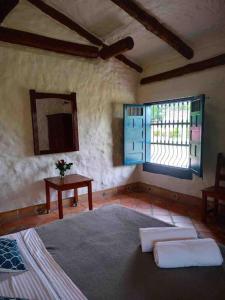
135;182;201;207
0;181;201;225
0;182;138;225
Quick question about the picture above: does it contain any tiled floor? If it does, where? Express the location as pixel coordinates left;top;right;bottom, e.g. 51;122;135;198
1;192;225;243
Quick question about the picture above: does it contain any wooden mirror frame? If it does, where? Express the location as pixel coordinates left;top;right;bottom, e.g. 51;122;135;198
30;89;79;155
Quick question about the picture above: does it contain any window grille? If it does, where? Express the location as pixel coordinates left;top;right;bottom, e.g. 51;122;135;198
123;95;204;178
150;100;191;168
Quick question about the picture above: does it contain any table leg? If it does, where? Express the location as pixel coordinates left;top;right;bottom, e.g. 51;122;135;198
58;190;63;219
88;182;93;210
214;198;219;217
73;189;78;207
202;191;207;223
45;182;50;214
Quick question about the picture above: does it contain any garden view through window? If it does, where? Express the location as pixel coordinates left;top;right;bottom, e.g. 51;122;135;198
150;100;191;168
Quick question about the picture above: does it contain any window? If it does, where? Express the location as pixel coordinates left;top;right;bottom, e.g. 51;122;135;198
123;95;205;179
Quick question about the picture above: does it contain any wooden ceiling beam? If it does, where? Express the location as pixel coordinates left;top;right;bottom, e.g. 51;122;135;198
110;0;194;59
0;0;19;23
114;54;141;73
99;36;134;59
27;0;143;73
114;54;142;73
0;26;99;58
28;0;102;46
140;54;225;85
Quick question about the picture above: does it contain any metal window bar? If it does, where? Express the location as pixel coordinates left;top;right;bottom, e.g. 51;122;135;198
150;100;191;168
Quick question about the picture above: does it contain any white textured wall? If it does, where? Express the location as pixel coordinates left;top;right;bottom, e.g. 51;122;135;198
0;1;139;212
137;32;225;198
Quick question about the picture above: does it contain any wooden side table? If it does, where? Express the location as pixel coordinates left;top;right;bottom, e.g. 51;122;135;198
44;174;93;219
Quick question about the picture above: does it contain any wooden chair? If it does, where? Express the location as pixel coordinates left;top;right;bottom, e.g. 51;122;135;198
202;153;225;222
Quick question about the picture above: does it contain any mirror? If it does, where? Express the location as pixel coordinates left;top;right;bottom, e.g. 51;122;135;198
30;90;79;155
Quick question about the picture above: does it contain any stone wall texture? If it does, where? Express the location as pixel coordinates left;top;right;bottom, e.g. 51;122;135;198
0;0;139;212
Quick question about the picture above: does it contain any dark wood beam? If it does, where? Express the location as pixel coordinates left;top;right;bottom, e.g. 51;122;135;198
115;54;142;73
99;36;134;59
27;0;143;73
140;54;225;85
28;0;102;46
110;0;194;59
0;0;19;23
0;26;99;58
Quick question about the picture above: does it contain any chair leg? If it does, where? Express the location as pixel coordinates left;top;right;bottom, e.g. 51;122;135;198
214;198;219;217
202;192;207;223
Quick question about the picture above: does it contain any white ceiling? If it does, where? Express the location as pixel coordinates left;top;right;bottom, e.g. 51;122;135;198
43;0;225;67
5;0;225;68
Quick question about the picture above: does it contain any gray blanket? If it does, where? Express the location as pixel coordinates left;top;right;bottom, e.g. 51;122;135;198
36;204;225;300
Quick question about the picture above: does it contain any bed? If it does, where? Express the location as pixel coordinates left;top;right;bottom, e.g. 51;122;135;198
1;204;225;299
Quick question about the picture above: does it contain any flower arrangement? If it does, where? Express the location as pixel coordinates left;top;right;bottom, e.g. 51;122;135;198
55;160;73;178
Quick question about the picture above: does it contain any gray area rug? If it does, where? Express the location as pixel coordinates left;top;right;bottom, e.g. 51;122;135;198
36;204;225;300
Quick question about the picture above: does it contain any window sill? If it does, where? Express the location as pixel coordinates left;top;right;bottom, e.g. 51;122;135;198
143;163;193;180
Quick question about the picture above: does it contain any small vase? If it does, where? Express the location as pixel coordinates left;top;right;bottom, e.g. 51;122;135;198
60;171;65;179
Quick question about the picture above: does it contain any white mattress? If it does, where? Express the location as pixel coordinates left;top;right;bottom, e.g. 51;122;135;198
0;228;87;300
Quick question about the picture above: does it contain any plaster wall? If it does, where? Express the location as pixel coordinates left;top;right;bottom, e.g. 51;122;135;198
0;1;139;212
137;32;225;199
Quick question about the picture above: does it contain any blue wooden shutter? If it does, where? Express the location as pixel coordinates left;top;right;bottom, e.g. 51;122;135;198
189;94;205;177
145;105;151;163
123;104;145;165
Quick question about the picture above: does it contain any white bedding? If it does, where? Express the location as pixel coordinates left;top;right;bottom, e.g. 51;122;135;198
154;238;223;268
139;227;198;252
0;228;87;300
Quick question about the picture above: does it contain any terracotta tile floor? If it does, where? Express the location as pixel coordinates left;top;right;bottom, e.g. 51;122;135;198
1;192;225;244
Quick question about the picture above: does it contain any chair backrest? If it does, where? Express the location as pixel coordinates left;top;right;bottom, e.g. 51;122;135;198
215;153;225;187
